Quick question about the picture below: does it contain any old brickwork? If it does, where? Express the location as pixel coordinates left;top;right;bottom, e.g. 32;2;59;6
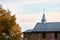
45;33;55;40
23;32;60;40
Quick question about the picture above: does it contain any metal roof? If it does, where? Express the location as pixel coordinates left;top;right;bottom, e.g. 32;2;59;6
33;22;60;32
24;22;60;33
23;29;32;33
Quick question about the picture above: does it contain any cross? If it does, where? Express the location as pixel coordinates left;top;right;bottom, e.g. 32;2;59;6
43;9;45;14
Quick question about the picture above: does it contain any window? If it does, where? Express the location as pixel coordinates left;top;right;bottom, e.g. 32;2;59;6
55;32;58;39
43;33;45;38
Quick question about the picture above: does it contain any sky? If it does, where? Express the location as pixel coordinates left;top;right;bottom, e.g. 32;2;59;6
0;0;60;32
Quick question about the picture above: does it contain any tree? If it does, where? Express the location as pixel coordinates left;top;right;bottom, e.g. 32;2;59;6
0;5;22;40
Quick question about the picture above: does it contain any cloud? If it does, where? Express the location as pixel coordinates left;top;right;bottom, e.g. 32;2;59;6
0;0;60;14
0;0;60;31
1;0;60;6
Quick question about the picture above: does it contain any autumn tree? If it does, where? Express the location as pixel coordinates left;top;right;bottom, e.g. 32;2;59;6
0;5;22;40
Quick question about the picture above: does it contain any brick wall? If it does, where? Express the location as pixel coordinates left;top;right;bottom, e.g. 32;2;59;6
23;32;60;40
45;33;55;40
58;33;60;40
23;33;32;40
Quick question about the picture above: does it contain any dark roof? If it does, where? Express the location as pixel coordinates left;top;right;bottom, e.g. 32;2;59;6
25;22;60;33
24;22;60;33
33;22;60;32
23;29;32;33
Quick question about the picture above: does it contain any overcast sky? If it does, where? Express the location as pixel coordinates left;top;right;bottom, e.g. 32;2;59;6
0;0;60;31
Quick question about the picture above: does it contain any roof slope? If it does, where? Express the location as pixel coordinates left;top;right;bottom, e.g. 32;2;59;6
33;22;60;32
23;29;32;33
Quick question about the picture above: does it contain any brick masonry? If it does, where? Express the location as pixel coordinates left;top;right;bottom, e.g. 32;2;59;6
23;32;60;40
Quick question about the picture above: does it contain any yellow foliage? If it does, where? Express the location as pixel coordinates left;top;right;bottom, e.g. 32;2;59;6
0;5;22;40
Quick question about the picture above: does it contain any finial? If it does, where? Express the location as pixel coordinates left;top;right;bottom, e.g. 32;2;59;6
43;9;45;14
41;9;46;24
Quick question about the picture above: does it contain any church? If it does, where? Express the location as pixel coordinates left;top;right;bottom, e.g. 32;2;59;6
23;10;60;40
